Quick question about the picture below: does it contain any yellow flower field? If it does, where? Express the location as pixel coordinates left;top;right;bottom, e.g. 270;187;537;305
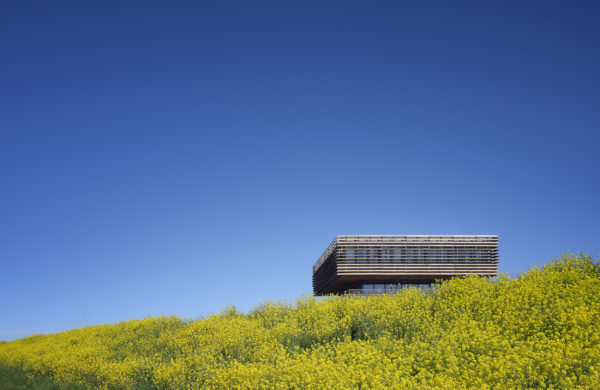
1;253;599;389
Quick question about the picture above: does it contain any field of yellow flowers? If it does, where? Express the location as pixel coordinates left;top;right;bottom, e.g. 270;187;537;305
1;252;599;389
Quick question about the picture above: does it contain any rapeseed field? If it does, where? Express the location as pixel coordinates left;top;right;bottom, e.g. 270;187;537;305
1;253;599;389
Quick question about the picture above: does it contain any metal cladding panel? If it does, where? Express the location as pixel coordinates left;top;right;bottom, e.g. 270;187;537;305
312;235;499;295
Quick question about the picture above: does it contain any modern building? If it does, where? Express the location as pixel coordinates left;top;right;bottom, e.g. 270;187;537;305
312;235;499;295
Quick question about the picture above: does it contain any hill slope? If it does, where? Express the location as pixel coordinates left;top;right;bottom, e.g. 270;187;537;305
1;253;599;389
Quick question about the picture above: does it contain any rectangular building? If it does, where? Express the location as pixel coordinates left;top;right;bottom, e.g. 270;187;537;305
312;235;499;295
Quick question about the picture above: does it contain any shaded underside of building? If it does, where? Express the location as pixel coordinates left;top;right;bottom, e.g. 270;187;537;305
312;235;499;295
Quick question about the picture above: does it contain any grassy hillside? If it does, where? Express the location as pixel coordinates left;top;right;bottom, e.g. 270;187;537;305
1;253;599;389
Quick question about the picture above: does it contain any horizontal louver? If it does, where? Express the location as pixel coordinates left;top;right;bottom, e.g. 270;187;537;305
313;235;499;295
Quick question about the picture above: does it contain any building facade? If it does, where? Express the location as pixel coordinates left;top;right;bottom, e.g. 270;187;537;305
312;235;499;295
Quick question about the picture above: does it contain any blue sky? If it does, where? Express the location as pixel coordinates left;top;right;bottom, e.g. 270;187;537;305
1;1;599;341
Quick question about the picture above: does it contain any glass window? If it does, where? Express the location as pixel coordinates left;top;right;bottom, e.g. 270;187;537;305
346;248;356;263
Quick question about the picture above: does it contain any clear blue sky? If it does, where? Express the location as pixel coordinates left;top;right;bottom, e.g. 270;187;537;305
1;1;599;341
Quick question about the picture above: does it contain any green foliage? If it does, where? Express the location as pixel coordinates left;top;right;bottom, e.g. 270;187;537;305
1;253;599;389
